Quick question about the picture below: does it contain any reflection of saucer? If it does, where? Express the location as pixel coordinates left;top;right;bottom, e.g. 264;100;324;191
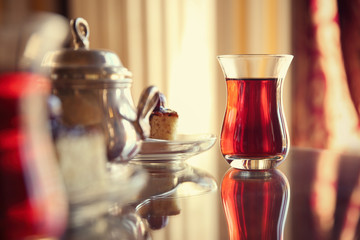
133;163;217;230
131;134;216;162
133;162;217;201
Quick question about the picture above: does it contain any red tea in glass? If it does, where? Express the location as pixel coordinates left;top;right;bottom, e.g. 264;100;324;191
221;169;290;240
217;55;293;170
221;78;287;163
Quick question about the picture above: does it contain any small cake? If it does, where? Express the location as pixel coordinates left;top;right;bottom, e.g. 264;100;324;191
149;93;178;140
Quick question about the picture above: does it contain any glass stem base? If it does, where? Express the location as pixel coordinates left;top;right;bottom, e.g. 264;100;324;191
224;155;285;170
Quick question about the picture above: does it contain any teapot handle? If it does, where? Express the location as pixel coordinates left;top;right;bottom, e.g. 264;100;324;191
134;86;159;140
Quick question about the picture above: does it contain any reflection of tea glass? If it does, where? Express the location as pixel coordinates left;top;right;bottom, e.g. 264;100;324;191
221;168;290;240
217;54;293;170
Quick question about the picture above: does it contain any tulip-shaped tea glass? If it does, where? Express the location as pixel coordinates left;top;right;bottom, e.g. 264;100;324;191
217;54;293;170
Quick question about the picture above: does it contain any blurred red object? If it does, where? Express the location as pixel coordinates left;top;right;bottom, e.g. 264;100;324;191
0;72;68;239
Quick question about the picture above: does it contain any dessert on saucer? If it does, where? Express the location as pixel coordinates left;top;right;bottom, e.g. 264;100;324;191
149;93;178;140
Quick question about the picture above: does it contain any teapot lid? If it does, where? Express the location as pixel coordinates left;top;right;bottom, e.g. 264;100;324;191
42;18;132;83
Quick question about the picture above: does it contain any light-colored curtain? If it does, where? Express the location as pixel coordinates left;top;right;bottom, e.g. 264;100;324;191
68;0;292;167
68;0;292;239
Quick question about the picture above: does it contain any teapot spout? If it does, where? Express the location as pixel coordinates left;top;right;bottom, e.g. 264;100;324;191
134;86;159;139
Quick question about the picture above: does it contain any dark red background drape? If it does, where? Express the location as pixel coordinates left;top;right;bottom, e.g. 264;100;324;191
292;0;360;153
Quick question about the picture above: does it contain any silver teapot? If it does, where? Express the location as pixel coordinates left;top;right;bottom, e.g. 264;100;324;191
42;18;159;162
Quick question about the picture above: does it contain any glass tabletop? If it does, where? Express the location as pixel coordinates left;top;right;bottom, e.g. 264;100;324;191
63;147;360;240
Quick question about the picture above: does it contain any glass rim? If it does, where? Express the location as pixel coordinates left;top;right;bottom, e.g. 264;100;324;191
217;54;293;59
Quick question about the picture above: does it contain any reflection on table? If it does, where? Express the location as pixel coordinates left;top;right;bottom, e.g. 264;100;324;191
133;161;217;231
288;148;360;240
129;148;360;240
221;168;289;240
38;148;360;239
63;161;217;240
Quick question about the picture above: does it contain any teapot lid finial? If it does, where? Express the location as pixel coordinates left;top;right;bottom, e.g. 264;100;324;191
70;18;90;49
